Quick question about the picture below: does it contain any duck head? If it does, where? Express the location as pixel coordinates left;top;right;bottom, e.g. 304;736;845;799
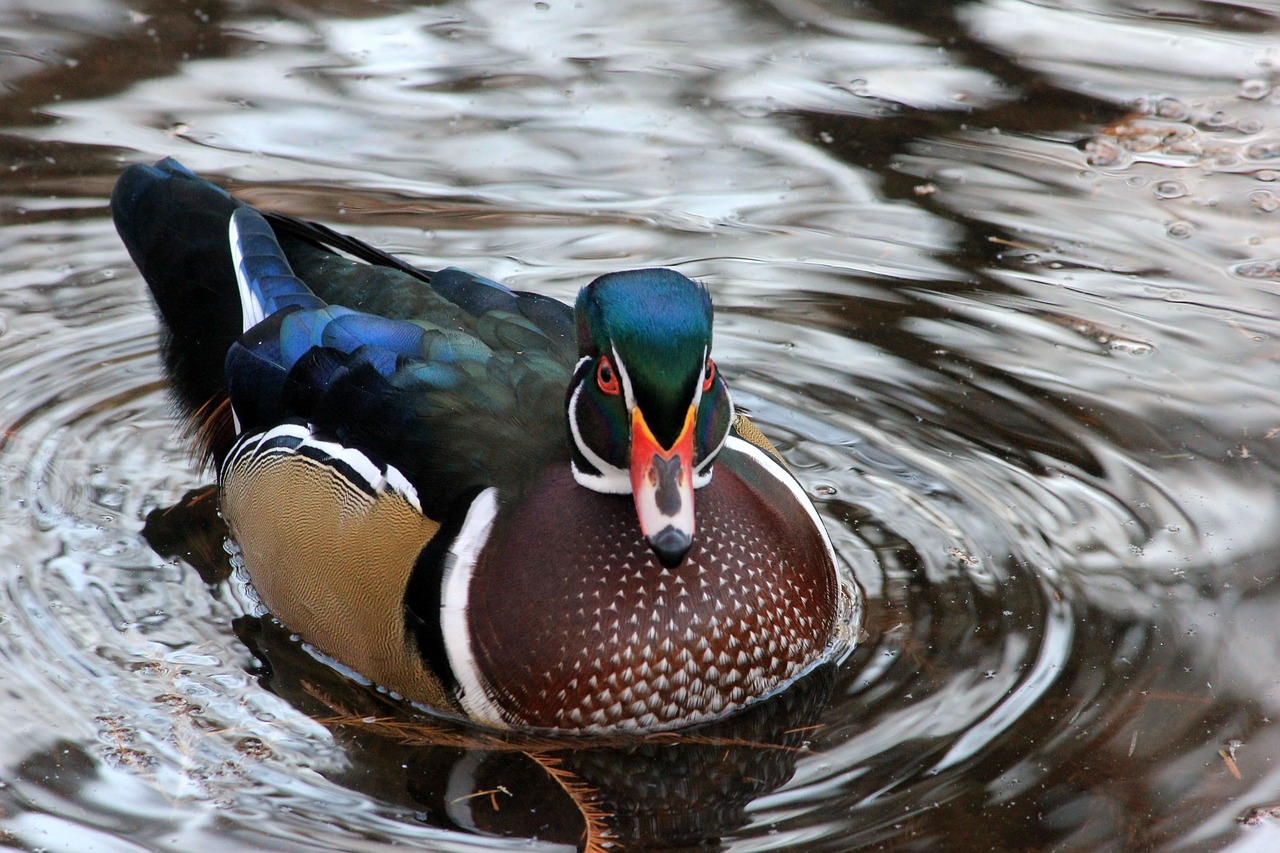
567;269;734;568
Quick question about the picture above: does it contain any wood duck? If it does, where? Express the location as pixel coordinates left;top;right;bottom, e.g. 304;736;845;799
113;158;843;733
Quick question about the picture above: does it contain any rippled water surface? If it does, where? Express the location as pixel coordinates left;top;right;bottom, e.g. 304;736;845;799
4;1;1280;850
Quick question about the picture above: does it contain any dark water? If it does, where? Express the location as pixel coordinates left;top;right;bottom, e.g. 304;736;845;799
3;0;1280;850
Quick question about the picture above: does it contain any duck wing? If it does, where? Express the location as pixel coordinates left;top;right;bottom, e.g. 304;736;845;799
112;158;575;511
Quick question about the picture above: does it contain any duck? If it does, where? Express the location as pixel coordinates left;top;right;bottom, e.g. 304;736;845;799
112;157;843;733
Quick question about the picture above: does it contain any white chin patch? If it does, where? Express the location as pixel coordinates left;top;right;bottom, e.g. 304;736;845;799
571;460;631;494
633;473;694;548
567;378;631;494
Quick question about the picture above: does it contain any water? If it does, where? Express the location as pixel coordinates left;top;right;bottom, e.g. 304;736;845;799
2;0;1280;850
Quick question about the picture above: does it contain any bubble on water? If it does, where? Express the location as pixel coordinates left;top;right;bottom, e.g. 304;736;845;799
1166;220;1194;238
1129;132;1163;153
1232;261;1276;279
1153;181;1187;200
1256;170;1278;182
1155;97;1189;121
733;101;772;118
1109;338;1154;356
1246;141;1280;161
1163;139;1202;160
1086;138;1126;168
1239;79;1272;100
1249;190;1279;212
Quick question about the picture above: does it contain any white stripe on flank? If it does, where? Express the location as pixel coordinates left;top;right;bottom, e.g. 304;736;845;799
382;465;422;512
225;422;422;512
259;422;309;444
724;435;835;561
693;385;733;489
224;423;306;470
440;488;506;726
301;435;385;490
296;437;425;511
228;211;266;333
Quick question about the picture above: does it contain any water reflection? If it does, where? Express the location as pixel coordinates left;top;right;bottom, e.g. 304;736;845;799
3;0;1280;850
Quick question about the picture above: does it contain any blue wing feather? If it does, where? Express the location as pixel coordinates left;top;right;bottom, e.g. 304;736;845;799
115;157;575;508
430;267;516;316
324;313;427;358
230;208;326;322
279;308;335;366
224;306;301;431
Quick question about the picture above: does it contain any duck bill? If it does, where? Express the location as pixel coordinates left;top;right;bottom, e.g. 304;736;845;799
630;405;696;568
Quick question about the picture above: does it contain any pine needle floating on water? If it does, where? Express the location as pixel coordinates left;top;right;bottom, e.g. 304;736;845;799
527;753;615;852
1220;739;1243;780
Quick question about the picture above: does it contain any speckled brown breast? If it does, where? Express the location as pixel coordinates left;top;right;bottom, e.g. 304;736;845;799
467;455;837;731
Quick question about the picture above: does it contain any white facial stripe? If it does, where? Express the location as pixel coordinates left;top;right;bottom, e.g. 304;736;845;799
724;435;835;561
567;376;631;494
439;488;508;727
228;210;266;333
572;461;631;494
611;344;636;412
692;384;733;489
691;344;708;411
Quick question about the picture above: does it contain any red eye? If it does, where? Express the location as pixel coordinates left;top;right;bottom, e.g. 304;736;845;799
702;358;716;393
597;357;620;395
